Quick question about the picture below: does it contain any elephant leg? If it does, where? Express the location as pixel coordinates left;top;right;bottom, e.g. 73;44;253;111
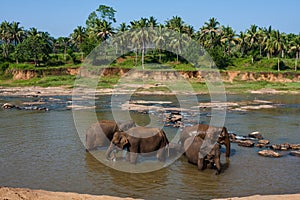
157;148;166;162
129;152;138;164
197;158;206;170
215;157;221;175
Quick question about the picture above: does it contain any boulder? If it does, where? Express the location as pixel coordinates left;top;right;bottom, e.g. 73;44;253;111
290;144;300;150
290;151;300;157
248;131;263;139
256;140;270;148
271;144;281;150
258;139;270;145
280;143;290;151
237;140;255;147
170;114;182;123
2;103;15;109
258;150;281;158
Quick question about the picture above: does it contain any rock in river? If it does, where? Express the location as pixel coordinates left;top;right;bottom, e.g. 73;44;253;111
2;103;15;109
237;140;255;147
258;150;281;158
290;151;300;157
256;139;270;148
248;131;263;139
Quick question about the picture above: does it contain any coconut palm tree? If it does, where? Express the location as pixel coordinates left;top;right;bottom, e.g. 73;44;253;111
56;37;71;61
220;26;238;55
288;35;300;71
70;26;86;60
272;30;287;71
237;31;248;57
10;21;24;46
90;19;114;41
130;18;153;68
200;17;221;48
0;21;12;58
246;24;260;63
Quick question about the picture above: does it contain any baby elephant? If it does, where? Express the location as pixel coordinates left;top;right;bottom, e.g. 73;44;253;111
184;135;221;175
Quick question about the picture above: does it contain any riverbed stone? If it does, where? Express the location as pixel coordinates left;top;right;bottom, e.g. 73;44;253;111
2;103;15;109
290;144;300;150
271;144;281;150
248;131;263;139
237;140;255;147
258;150;281;158
280;143;290;151
290;150;300;157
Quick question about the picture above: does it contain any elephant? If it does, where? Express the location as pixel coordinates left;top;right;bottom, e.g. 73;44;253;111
85;120;135;151
179;124;230;157
105;127;169;164
184;135;221;175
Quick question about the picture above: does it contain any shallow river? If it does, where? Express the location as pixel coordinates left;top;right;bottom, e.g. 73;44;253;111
0;93;299;199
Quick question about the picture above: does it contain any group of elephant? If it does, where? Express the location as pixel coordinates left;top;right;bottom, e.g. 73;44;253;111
86;120;231;174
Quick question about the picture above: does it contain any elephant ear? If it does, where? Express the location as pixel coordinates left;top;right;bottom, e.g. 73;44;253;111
120;136;129;149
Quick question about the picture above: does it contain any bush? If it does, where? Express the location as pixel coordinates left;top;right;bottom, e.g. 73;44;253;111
0;62;9;74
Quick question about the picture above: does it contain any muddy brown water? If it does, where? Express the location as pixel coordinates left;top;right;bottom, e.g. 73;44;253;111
0;94;299;199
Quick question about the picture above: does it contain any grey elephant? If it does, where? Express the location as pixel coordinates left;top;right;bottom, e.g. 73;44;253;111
105;127;169;164
184;135;221;175
85;120;135;151
180;124;230;157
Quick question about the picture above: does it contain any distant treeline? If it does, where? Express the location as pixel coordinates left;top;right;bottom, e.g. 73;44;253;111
0;5;299;71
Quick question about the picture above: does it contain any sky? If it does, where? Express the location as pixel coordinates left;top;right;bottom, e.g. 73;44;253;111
0;0;299;38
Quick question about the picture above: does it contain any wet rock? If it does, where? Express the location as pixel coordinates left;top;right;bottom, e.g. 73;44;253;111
256;139;270;148
290;144;300;150
280;143;290;151
237;140;255;147
258;150;281;158
170;114;182;123
248;131;263;139
290;150;300;157
2;103;15;109
271;144;281;150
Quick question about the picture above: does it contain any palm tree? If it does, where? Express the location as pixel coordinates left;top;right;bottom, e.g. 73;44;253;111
117;22;129;33
272;30;286;71
0;21;12;58
237;31;248;57
262;26;273;59
246;24;260;63
56;37;71;61
289;35;300;71
165;16;186;62
220;26;238;55
200;17;221;48
153;25;168;62
90;19;114;41
70;26;86;60
10;21;24;46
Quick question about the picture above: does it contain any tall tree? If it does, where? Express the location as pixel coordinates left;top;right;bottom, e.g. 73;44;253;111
200;17;221;48
220;26;238;55
70;26;86;61
288;35;300;71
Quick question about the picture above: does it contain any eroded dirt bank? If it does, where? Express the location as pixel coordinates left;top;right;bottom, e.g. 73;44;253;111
1;187;299;200
8;67;300;82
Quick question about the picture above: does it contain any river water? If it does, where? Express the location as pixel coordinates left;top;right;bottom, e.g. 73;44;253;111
0;93;299;199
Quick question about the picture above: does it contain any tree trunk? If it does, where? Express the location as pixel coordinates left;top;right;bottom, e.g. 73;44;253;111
142;43;145;70
277;58;280;71
295;51;299;71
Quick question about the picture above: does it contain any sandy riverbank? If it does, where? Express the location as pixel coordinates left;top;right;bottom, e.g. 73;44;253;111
1;187;299;200
0;86;298;97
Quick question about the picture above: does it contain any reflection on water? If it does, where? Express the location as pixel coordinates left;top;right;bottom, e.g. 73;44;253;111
0;94;299;199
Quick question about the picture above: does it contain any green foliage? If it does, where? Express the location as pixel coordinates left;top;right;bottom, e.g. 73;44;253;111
0;62;9;73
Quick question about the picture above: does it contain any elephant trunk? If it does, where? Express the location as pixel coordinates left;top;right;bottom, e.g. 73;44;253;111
105;143;116;161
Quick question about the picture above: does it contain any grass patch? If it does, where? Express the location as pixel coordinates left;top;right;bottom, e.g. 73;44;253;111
0;75;76;87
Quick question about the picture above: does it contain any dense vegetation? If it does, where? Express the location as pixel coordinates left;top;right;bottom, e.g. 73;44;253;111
0;4;299;73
